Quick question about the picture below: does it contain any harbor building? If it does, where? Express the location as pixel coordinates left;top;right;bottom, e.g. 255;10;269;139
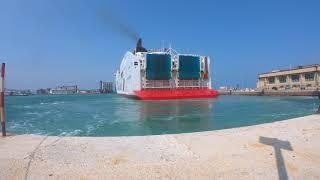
257;64;320;91
50;85;78;94
100;81;113;93
5;89;33;96
36;88;51;95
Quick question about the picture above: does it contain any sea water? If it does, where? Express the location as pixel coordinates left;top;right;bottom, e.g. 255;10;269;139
6;94;318;136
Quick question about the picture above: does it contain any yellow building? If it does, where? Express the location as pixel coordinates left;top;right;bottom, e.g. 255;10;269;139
257;64;320;91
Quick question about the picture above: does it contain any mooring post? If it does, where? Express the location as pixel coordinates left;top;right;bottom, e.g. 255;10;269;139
0;63;6;136
317;89;320;114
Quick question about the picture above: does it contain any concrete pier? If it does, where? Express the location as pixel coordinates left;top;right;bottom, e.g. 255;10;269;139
218;89;319;96
1;115;320;179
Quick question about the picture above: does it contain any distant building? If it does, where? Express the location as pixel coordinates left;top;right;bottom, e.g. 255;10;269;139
219;86;228;90
36;88;51;95
257;64;320;91
79;89;100;94
100;81;113;93
50;85;78;94
5;89;32;96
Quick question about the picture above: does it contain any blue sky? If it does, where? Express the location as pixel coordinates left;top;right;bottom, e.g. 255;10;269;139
1;0;319;89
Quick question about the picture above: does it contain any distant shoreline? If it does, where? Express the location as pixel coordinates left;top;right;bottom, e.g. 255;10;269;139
5;91;319;97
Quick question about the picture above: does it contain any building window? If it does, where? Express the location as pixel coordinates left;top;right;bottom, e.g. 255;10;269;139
268;77;275;84
278;76;287;83
305;72;315;81
291;74;300;82
285;85;291;90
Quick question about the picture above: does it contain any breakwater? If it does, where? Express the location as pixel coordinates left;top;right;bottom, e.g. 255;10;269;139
218;90;319;96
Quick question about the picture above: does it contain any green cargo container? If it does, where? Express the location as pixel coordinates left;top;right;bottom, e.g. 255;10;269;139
146;54;171;80
178;55;200;80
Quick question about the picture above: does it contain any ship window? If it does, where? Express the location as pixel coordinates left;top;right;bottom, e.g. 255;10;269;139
305;72;315;81
268;77;275;84
291;74;300;82
134;62;138;66
278;76;287;83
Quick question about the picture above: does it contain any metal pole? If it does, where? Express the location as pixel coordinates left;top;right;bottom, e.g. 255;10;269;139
0;63;6;136
317;92;320;114
316;65;319;88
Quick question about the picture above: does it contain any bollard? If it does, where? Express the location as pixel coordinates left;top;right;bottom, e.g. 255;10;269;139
317;90;320;114
0;63;5;136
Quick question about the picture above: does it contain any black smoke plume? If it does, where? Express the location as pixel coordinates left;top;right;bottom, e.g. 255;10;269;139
98;9;139;42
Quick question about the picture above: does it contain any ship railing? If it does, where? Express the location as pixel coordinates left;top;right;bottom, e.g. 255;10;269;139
143;79;209;89
178;80;209;88
144;80;171;89
200;80;209;88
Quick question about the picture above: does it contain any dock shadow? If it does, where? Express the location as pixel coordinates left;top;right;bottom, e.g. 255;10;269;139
259;136;293;180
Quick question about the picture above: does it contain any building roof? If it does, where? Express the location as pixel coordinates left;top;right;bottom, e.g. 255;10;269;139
259;64;320;76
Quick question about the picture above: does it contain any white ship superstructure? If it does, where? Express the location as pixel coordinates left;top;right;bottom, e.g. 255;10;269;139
115;39;218;100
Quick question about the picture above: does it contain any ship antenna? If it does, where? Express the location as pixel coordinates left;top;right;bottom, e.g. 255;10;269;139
161;40;164;52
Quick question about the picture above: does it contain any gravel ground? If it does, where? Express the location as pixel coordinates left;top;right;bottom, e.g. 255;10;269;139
0;114;319;179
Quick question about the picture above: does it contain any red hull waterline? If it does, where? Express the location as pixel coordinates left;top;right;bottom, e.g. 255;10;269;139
132;88;219;100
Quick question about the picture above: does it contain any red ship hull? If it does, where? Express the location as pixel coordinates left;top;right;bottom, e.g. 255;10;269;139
133;88;219;100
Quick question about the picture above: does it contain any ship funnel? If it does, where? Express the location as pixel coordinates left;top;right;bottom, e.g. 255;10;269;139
136;38;147;53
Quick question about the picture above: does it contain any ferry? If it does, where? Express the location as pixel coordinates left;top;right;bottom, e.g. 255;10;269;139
115;39;219;100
